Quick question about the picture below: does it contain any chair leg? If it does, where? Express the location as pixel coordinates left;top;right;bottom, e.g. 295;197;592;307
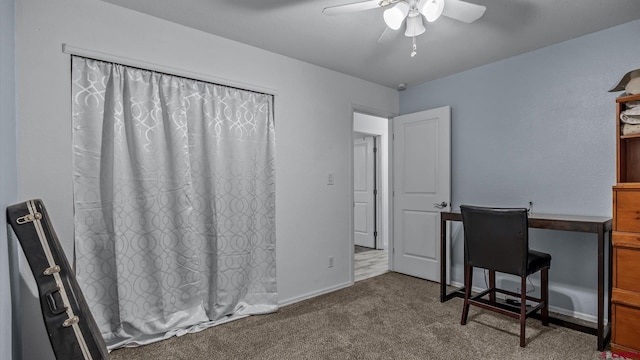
461;264;473;325
541;267;549;326
520;275;527;347
489;269;496;304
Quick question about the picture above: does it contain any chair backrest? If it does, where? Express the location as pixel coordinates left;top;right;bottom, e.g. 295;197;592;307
460;205;529;276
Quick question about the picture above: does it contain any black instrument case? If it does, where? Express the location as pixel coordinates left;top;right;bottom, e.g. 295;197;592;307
7;199;108;359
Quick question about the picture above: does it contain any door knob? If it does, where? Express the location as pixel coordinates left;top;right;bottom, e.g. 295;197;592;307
433;201;448;208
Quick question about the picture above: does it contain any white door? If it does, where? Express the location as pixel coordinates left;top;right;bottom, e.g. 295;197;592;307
354;136;376;248
393;106;450;281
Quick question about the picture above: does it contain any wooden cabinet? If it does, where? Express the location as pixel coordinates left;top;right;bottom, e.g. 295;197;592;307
612;93;640;354
613;187;640;232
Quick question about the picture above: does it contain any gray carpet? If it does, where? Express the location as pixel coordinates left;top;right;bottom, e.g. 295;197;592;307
109;272;604;359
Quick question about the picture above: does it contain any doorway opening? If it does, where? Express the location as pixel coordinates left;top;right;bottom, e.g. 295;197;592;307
353;112;390;282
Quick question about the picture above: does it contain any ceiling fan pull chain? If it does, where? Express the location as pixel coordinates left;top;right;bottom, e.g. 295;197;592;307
411;36;417;57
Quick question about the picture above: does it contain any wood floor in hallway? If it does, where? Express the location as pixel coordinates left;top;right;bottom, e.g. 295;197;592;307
354;248;388;282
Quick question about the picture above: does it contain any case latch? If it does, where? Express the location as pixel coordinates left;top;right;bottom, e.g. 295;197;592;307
16;212;43;224
43;265;61;276
63;316;80;327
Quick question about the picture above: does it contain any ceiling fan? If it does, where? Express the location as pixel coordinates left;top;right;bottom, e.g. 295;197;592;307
323;0;486;57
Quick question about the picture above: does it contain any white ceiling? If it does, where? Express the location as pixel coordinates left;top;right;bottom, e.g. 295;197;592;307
101;0;640;89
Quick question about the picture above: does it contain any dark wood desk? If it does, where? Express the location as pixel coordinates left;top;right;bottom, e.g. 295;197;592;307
439;211;612;351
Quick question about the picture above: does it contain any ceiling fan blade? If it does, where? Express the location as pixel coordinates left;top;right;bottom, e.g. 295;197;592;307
442;0;486;23
378;26;402;44
323;0;383;15
378;27;391;43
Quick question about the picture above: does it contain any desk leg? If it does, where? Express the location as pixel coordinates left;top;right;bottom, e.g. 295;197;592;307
608;229;613;348
440;216;447;302
597;225;611;352
597;226;603;351
440;216;465;302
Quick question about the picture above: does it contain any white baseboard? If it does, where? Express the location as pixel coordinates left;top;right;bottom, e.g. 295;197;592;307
279;278;601;326
450;281;599;324
278;281;353;307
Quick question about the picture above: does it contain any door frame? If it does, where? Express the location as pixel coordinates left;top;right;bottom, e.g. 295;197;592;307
349;105;452;285
350;108;394;283
353;134;380;249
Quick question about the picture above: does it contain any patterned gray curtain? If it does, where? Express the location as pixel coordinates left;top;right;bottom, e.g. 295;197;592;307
71;56;277;348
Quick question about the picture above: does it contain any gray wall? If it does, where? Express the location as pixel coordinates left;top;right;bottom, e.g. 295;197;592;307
16;0;397;357
400;19;640;320
1;0;17;357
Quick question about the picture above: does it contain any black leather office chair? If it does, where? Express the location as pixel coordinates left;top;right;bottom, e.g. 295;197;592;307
459;205;551;347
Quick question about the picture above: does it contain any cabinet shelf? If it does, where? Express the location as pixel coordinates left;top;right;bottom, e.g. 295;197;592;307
617;93;640;103
617;95;640;183
614;182;640;189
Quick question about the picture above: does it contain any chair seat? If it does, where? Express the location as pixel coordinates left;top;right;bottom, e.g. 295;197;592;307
527;250;551;275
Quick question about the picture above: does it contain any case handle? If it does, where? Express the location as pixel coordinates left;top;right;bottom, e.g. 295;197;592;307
45;288;67;315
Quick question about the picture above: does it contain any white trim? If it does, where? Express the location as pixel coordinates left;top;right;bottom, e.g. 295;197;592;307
278;281;352;307
352;108;392;270
61;44;278;96
450;280;600;325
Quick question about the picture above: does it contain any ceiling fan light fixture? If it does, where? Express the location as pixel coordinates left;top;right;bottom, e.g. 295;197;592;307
383;2;410;30
404;14;426;37
420;0;445;22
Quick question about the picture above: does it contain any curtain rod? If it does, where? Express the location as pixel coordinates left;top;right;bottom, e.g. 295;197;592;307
62;44;278;97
